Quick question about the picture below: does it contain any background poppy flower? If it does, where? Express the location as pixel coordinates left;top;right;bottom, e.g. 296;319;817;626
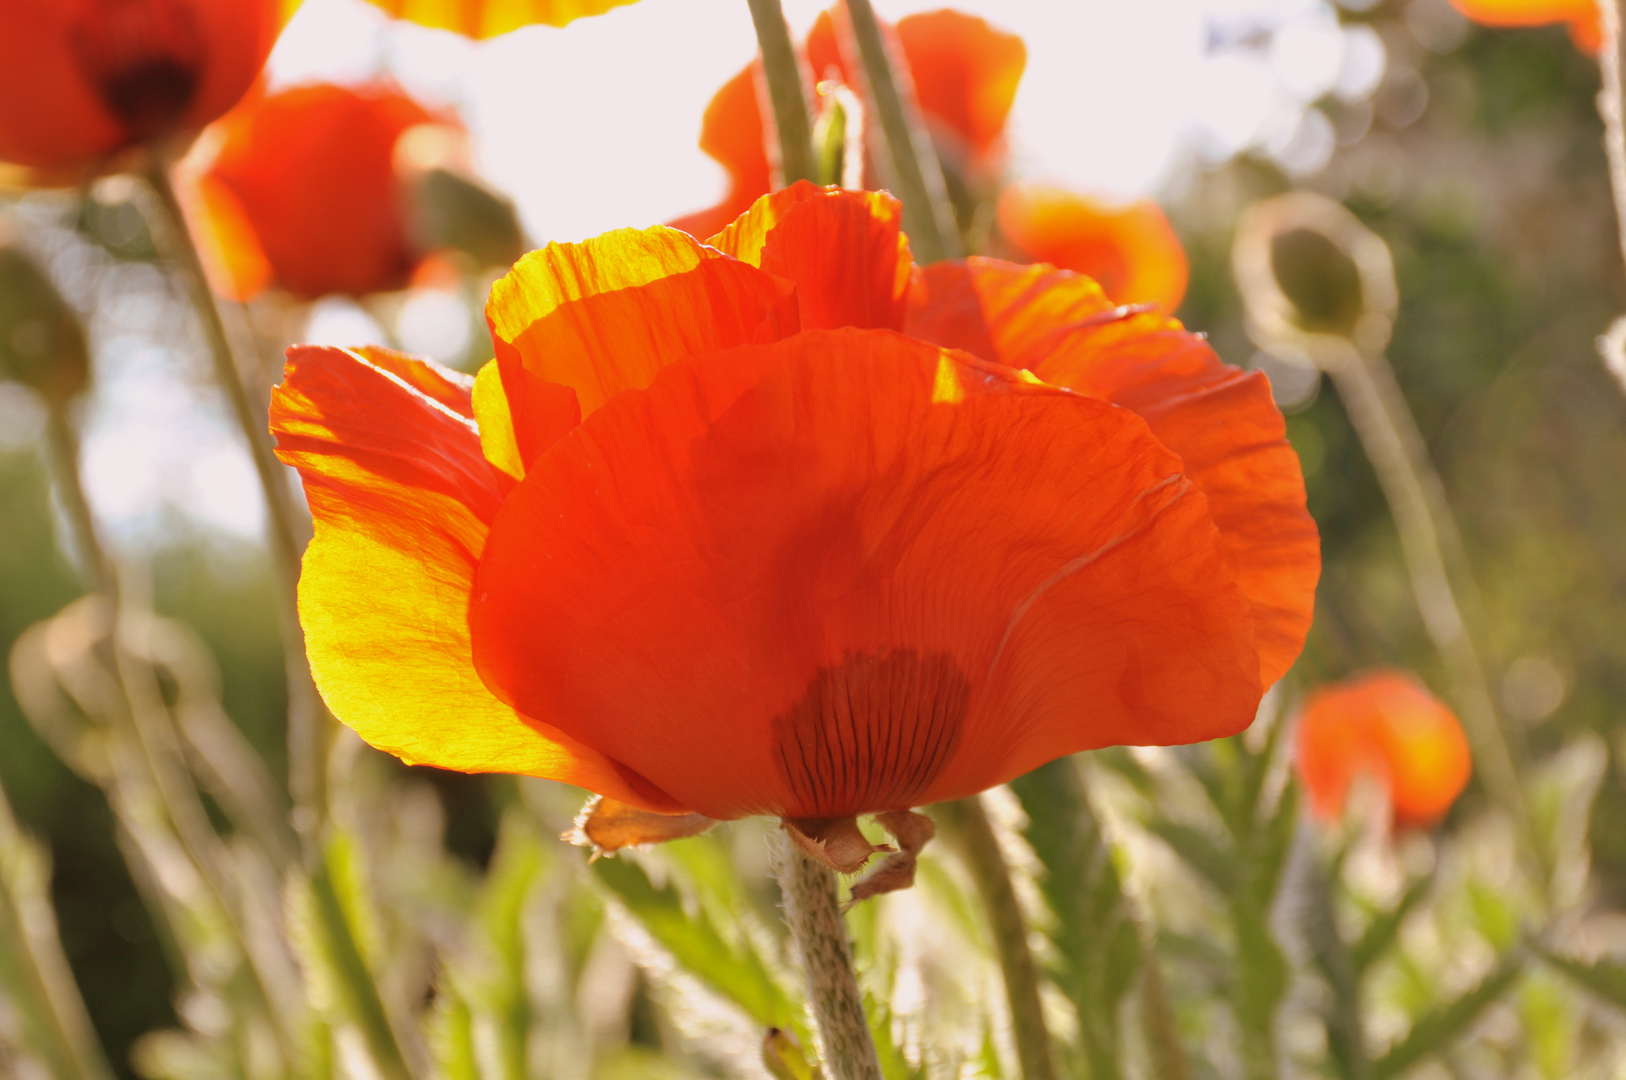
1447;0;1601;53
359;0;641;36
670;8;1025;239
186;83;447;300
272;185;1312;868
995;182;1190;314
0;0;281;173
1296;670;1473;829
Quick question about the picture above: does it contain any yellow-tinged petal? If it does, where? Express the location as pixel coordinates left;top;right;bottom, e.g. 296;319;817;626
361;0;642;35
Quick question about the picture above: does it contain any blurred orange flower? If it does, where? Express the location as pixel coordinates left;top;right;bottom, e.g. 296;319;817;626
671;8;1025;239
360;0;640;36
1296;671;1472;829
271;184;1317;870
1447;0;1602;53
0;0;281;174
186;83;446;300
996;183;1190;314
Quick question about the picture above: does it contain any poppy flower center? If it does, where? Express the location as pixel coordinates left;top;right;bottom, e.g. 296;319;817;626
772;649;969;820
73;0;203;140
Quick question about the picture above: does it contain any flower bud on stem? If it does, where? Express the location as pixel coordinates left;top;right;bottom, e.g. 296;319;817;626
771;830;883;1080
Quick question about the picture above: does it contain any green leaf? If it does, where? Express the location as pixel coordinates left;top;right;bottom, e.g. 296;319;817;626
1539;949;1626;1013
591;854;805;1039
427;980;480;1080
476;816;544;1080
1350;876;1431;978
1370;957;1522;1080
1146;821;1238;893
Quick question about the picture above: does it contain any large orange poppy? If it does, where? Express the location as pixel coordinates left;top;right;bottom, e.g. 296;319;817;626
360;0;639;35
272;183;1317;870
670;8;1025;239
995;183;1190;314
0;0;281;172
1448;0;1602;53
186;83;444;300
1295;671;1472;829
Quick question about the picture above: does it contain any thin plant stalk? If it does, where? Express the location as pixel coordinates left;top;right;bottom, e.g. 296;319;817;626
0;781;116;1080
771;832;883;1080
1321;340;1529;836
937;796;1057;1080
838;0;961;262
1592;0;1626;393
746;0;817;187
139;157;329;840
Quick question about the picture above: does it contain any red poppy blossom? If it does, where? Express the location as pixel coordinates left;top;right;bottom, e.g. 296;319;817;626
671;8;1025;239
1296;671;1472;829
995;183;1190;314
185;83;446;300
360;0;641;36
1447;0;1601;53
272;183;1316;876
0;0;281;174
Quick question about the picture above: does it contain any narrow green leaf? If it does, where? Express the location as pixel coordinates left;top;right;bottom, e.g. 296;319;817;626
1370;958;1522;1080
1146;821;1239;893
1350;877;1431;978
591;855;804;1039
427;980;480;1080
1540;949;1626;1013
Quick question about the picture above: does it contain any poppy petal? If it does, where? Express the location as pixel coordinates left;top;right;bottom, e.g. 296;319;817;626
271;344;683;811
906;258;1319;688
894;10;1026;163
707;182;913;332
468;327;1261;823
361;0;642;36
485;225;799;422
997;184;1189;313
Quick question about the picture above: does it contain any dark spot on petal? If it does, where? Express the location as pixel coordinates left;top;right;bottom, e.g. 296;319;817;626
73;0;204;141
772;649;968;819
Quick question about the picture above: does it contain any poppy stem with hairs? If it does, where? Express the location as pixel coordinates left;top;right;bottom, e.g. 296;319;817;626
771;831;884;1080
745;0;818;187
139;157;331;848
1592;0;1626;394
936;797;1058;1080
839;0;961;263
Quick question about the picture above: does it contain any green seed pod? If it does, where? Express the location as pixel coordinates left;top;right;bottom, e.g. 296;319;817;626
0;230;90;407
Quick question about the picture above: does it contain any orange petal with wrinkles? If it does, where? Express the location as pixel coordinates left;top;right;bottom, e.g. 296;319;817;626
360;0;641;35
270;344;683;811
485;225;798;423
997;184;1189;314
468;328;1261;823
906;258;1319;688
708;182;912;332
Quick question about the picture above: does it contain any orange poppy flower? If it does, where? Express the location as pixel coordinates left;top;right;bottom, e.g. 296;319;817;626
359;0;640;35
186;83;445;300
0;0;281;173
271;183;1316;876
671;8;1025;239
1295;671;1472;829
995;183;1190;314
1448;0;1602;53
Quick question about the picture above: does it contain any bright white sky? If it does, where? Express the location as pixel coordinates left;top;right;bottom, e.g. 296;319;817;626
268;0;1377;241
19;0;1385;542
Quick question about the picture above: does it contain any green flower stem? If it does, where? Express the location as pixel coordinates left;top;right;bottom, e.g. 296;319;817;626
0;782;116;1080
141;157;330;844
937;797;1058;1080
771;832;883;1080
1322;339;1528;843
746;0;817;186
309;855;422;1080
840;0;961;262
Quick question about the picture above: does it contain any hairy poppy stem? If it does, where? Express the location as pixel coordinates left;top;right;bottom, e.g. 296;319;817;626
771;831;884;1080
1593;0;1626;394
745;0;818;187
140;157;330;847
937;796;1058;1080
838;0;961;263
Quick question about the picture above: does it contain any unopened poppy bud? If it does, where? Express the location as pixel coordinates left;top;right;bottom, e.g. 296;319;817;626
406;166;526;272
1270;228;1365;338
762;1027;821;1080
0;234;90;407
